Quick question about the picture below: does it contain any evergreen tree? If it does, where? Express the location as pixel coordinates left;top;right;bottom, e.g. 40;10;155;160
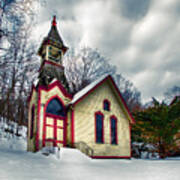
132;98;180;158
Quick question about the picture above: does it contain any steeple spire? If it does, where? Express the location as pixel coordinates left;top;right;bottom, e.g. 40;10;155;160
52;15;57;26
37;16;70;89
38;16;68;59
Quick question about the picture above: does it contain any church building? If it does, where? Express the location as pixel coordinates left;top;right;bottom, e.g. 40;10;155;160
27;16;135;158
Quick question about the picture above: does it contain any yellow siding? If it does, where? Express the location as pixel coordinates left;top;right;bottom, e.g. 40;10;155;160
66;111;72;145
27;88;38;152
74;81;131;157
38;85;71;149
28;79;131;157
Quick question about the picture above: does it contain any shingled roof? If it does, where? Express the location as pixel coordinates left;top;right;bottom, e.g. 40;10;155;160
47;16;64;45
38;16;68;56
70;74;135;124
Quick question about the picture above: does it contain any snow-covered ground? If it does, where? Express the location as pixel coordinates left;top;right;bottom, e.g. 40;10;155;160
0;122;180;180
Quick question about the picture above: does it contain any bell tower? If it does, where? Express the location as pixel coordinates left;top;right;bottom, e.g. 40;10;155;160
37;16;69;91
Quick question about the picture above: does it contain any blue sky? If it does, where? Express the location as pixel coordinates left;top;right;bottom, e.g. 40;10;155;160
34;0;180;103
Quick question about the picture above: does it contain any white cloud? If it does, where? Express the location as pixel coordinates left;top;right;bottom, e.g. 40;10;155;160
35;0;180;104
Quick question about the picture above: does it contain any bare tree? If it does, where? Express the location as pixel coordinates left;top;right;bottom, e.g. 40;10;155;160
0;0;40;133
64;47;116;93
64;47;142;112
114;74;142;112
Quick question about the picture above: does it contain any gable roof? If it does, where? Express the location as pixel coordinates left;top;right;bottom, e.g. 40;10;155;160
47;17;64;45
71;74;108;104
38;16;68;56
38;80;72;100
71;75;135;124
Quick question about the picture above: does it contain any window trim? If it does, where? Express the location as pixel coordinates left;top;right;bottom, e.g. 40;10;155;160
45;96;66;118
95;111;104;144
103;99;111;111
110;115;118;145
43;95;66;147
30;105;35;139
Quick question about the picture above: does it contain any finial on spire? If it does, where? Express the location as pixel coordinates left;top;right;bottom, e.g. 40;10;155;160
52;15;57;26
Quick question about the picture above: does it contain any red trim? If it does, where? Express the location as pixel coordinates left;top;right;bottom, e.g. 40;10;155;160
38;60;64;72
72;75;135;124
110;115;118;145
45;124;63;129
42;95;66;147
129;123;132;158
64;110;68;147
30;105;35;139
54;116;57;146
45;139;63;144
45;113;65;120
103;99;111;111
73;77;109;106
109;76;135;124
36;88;41;151
27;86;35;142
45;60;63;68
36;80;71;151
71;107;75;147
52;15;57;26
94;111;104;144
27;85;36;103
38;79;72;99
90;156;131;159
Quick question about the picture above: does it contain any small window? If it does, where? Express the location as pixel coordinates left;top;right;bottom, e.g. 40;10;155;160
110;116;118;145
46;97;65;117
30;106;35;139
95;113;104;143
103;99;110;111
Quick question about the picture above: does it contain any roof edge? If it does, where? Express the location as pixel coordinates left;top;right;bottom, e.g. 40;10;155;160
71;75;135;124
38;80;73;100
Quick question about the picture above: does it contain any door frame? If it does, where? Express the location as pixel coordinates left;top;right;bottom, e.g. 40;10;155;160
42;95;67;147
43;113;66;147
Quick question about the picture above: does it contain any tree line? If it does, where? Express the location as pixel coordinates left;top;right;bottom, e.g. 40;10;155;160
0;0;39;134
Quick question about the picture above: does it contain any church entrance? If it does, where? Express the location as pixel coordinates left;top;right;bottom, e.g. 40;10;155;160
43;97;66;147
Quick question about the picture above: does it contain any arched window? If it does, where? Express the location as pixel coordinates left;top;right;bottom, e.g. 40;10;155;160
103;99;110;111
110;116;118;145
95;112;104;143
30;106;35;139
46;97;65;117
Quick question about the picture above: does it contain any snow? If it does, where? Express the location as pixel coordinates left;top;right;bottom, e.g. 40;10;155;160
71;74;109;104
33;78;39;87
0;121;180;180
0;147;180;180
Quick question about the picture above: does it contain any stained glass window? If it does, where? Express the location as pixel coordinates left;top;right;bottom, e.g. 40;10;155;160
46;98;65;117
110;117;117;145
103;100;110;111
95;113;104;143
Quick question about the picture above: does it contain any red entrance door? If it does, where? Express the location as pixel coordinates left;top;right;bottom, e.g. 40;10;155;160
42;97;66;148
43;114;65;147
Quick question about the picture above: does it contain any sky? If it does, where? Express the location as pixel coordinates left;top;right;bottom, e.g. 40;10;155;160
34;0;180;103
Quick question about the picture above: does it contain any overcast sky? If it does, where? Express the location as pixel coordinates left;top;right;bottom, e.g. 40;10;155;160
34;0;180;103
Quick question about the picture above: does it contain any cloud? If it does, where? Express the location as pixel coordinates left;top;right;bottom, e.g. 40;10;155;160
35;0;180;103
119;0;151;21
